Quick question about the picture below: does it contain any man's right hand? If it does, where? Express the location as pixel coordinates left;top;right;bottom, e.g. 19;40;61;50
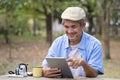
42;67;62;78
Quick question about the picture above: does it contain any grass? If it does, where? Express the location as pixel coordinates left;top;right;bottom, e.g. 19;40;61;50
0;34;120;78
100;59;120;78
0;30;46;43
110;37;120;42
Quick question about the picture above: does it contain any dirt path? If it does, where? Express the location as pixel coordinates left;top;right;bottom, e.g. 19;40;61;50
109;41;120;63
0;40;120;62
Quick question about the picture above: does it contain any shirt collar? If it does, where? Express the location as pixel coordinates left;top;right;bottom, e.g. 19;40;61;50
78;31;86;50
64;34;70;49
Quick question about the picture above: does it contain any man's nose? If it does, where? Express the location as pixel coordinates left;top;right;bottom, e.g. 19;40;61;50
67;28;73;33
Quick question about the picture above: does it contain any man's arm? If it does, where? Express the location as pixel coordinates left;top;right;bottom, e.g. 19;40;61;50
81;59;98;77
67;58;98;77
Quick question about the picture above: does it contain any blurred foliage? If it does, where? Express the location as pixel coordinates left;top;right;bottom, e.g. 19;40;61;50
0;0;119;43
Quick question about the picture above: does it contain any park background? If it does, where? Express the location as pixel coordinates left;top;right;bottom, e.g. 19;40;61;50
0;0;120;78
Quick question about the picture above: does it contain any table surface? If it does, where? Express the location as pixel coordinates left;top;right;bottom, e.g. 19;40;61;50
0;75;120;80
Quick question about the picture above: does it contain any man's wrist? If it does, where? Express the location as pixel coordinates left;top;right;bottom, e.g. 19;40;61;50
80;58;86;67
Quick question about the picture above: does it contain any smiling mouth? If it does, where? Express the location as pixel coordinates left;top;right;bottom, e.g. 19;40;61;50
68;34;75;37
68;35;76;39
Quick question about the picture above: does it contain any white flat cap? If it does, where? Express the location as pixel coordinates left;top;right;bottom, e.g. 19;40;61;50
61;7;86;21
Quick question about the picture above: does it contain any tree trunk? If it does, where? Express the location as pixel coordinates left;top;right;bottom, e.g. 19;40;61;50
5;14;12;61
103;10;110;59
97;16;102;37
4;17;10;44
100;0;112;59
86;4;94;35
33;19;37;36
88;16;94;35
46;13;52;44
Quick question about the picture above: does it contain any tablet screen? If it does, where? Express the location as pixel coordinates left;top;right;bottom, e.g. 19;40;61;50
46;57;73;78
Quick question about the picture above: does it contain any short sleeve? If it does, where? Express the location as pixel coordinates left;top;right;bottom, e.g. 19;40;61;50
88;44;104;74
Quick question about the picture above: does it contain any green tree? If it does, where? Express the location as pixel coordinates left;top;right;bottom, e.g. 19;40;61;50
0;0;17;60
20;0;54;44
99;0;113;59
41;0;53;44
110;0;120;37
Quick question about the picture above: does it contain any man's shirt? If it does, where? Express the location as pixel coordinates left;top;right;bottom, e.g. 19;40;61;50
69;44;85;77
42;31;104;76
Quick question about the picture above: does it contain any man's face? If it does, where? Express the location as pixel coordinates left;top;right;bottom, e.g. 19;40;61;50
63;20;84;43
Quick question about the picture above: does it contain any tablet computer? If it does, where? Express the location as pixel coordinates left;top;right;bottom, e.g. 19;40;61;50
46;57;73;78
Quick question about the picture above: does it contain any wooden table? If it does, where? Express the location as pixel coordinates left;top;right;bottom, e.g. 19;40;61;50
0;75;120;80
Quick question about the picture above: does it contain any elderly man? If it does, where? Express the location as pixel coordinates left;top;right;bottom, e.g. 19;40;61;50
42;7;104;78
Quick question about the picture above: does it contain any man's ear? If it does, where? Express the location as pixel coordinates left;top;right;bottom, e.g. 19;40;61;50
82;23;86;28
